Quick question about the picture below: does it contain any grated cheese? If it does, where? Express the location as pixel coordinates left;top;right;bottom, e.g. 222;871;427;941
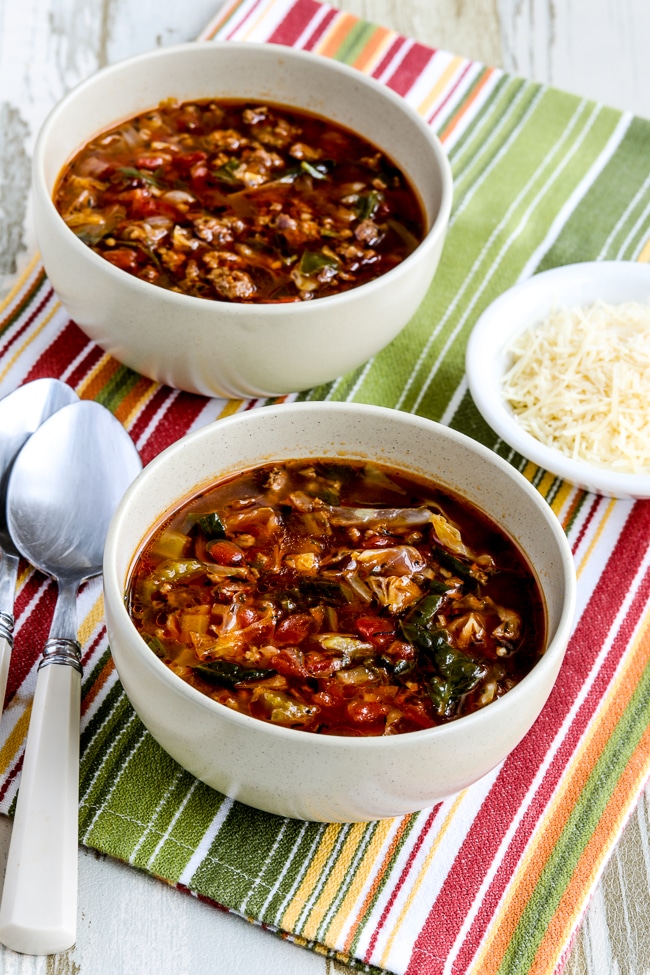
502;299;650;475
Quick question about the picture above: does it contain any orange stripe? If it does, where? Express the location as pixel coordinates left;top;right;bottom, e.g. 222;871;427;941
78;354;122;400
81;656;116;718
351;24;391;72
342;817;412;953
0;255;44;324
471;612;650;974
315;11;358;58
531;721;650;974
112;374;159;426
559;487;586;532
439;67;495;143
199;0;248;39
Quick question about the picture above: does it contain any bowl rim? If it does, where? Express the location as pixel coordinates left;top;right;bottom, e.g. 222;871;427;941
465;260;650;499
32;40;454;314
104;401;577;749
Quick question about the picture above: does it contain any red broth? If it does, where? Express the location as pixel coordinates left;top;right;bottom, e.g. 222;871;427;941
53;99;425;302
126;460;546;737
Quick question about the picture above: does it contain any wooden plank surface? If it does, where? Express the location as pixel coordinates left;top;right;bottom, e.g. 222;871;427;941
0;1;649;973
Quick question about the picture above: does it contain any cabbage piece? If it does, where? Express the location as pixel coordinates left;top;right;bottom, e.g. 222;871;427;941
430;513;469;557
366;576;422;614
252;688;318;726
353;545;426;576
327;506;432;528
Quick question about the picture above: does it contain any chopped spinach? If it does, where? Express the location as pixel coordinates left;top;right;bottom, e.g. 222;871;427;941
193;660;277;685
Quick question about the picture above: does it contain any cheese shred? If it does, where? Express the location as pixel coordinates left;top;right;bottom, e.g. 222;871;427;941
502;300;650;475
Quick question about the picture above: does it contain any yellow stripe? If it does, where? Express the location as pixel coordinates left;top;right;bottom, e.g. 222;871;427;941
0;253;42;315
217;399;246;419
636;238;650;263
235;1;281;41
280;824;345;930
575;497;616;580
320;818;397;944
0;298;61;384
282;823;367;935
469;599;650;974
379;791;466;967
416;55;464;119
548;478;574;518
78;594;106;647
0;703;32;776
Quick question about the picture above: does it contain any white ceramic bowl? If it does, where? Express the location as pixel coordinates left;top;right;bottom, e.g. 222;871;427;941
466;261;650;498
103;402;576;822
32;42;452;399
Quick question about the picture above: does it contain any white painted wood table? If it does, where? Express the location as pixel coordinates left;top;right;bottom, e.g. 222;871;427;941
1;2;650;973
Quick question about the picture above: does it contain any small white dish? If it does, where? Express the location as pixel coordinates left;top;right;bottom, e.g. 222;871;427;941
465;261;650;499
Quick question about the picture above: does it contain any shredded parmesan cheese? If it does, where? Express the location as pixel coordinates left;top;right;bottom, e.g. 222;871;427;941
502;300;650;474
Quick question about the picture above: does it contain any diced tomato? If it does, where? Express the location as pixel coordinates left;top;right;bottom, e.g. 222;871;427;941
270;648;309;678
274;612;314;646
237;607;258;628
305;652;338;675
400;700;435;729
175;151;208;175
353;615;395;649
347;701;389;724
383;640;416;661
135;154;167;169
103;248;140;271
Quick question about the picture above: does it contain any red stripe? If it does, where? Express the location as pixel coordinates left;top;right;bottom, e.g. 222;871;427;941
450;561;650;973
0;287;56;362
370;36;408;80
128;386;176;445
221;0;267;40
268;0;324;45
363;807;440;961
22;320;93;384
137;390;209;465
426;60;473;126
571;495;603;554
0;753;23;806
301;6;338;50
64;343;105;390
405;500;650;972
6;575;58;704
383;42;435;98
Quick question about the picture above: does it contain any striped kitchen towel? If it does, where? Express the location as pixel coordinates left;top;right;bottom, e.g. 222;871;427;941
2;1;650;973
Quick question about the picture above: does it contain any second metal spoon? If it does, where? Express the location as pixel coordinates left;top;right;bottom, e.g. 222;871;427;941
0;400;142;956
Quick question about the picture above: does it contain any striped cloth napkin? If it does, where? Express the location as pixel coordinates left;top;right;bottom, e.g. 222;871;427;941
2;1;650;972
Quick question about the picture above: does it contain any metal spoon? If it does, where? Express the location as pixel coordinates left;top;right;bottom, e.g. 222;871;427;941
0;379;78;710
0;400;142;955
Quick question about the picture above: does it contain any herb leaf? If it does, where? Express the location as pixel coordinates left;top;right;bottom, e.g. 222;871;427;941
193;660;277;685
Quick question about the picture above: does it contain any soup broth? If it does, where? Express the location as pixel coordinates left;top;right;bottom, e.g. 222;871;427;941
126;460;546;736
54;99;425;303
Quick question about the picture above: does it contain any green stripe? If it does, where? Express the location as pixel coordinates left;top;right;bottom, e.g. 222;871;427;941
0;265;48;336
330;20;382;65
93;363;143;412
498;658;650;974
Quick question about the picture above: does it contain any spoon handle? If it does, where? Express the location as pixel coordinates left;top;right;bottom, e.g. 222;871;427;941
0;625;13;712
0;650;81;955
0;552;19;710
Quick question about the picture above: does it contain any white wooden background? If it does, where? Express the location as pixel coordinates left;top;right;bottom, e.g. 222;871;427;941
1;2;650;973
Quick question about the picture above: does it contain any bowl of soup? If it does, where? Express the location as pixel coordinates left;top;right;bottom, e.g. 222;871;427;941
103;402;576;822
32;42;452;399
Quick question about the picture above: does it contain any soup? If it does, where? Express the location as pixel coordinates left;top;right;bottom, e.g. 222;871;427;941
126;460;546;737
53;99;425;303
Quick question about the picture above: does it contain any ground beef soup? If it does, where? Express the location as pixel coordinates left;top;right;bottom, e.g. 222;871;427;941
54;99;425;302
126;460;546;737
